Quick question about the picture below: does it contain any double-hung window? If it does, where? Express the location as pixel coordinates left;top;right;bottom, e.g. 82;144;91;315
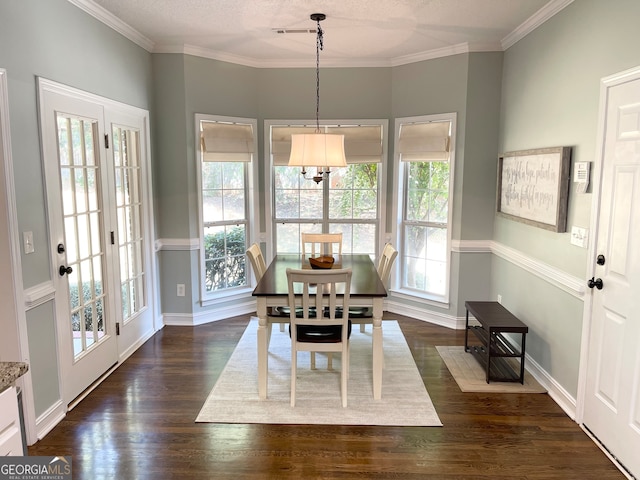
269;121;386;257
395;114;455;303
196;115;257;302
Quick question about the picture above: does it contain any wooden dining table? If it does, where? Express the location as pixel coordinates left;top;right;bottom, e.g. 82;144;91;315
252;254;388;400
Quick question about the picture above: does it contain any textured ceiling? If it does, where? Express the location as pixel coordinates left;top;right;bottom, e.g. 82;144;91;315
78;0;566;67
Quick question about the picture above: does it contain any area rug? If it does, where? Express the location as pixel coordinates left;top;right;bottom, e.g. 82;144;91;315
436;345;546;393
196;318;442;426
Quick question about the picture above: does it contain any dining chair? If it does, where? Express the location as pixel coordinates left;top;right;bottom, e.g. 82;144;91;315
301;232;343;256
286;267;352;407
246;243;287;332
352;243;398;332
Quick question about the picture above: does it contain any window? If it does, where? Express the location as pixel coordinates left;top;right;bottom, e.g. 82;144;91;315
395;114;455;302
196;115;256;301
269;122;386;256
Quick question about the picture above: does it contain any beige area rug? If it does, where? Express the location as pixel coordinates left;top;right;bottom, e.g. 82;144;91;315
436;345;546;393
196;318;442;426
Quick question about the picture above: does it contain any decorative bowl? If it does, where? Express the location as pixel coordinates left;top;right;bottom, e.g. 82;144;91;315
308;256;335;269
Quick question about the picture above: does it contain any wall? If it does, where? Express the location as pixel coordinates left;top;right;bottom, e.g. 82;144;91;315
0;0;153;426
155;52;500;324
496;0;640;399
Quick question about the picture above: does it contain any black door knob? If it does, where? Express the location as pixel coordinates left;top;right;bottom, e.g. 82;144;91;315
596;254;605;265
587;277;603;290
59;265;73;276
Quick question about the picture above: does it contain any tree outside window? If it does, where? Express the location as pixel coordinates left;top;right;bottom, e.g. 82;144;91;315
396;115;455;301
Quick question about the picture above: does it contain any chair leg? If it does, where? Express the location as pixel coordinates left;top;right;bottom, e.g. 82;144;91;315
360;324;366;333
291;349;297;407
310;352;316;370
279;322;285;332
327;353;333;370
341;345;348;407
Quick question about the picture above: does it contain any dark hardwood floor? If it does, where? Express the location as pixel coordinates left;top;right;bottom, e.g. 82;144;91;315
28;314;625;479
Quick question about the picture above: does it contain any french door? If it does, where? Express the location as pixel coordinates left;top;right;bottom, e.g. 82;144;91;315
39;79;154;405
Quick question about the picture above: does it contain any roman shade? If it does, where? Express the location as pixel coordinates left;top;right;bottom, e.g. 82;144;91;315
398;121;450;162
272;125;383;166
201;121;254;162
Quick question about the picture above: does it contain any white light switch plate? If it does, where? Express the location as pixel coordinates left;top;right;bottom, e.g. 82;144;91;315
23;231;34;254
570;226;588;248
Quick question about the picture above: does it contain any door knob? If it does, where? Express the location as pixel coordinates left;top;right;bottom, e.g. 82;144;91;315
59;265;73;276
587;277;603;290
596;254;605;265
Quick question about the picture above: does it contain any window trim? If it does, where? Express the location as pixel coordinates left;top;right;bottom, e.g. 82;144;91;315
265;119;388;260
391;113;457;305
195;114;258;305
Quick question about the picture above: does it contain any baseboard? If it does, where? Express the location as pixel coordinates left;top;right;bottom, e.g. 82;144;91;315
386;300;461;329
34;400;66;443
118;326;157;363
524;353;577;420
163;300;256;326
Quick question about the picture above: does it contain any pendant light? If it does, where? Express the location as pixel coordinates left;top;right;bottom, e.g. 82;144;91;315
288;13;346;183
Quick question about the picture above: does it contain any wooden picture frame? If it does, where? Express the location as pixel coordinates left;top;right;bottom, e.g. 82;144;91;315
496;146;572;232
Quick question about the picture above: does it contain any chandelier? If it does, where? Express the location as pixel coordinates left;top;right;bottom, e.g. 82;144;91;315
288;13;346;183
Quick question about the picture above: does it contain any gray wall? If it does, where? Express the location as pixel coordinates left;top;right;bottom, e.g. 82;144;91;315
495;0;640;397
5;0;637;427
0;0;153;417
153;52;500;318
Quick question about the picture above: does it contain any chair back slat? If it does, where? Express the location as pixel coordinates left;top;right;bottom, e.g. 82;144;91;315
246;243;267;280
301;232;343;256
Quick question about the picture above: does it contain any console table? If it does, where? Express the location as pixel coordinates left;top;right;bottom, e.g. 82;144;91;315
464;301;528;384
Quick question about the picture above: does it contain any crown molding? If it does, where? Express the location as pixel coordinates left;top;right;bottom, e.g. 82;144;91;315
69;0;571;68
67;0;155;51
501;0;574;50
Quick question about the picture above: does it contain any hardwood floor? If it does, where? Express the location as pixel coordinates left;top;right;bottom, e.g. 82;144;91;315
28;314;625;479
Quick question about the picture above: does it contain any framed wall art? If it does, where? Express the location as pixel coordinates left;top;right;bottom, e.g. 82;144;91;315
496;146;572;232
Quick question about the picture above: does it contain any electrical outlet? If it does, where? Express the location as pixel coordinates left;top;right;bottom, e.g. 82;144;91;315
177;284;185;297
497;294;502;304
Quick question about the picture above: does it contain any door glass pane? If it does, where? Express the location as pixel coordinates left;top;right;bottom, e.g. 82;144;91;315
113;126;147;322
57;113;107;359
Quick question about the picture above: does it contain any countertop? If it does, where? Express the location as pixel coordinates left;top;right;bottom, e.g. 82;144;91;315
0;362;29;392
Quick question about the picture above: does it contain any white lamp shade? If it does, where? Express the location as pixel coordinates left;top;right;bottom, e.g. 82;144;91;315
288;133;347;167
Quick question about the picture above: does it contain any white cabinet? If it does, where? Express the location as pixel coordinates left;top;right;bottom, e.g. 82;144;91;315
0;386;23;456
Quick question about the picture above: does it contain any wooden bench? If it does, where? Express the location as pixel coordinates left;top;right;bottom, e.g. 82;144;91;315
464;301;528;384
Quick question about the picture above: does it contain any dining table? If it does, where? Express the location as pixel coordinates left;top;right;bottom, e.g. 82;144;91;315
252;253;388;400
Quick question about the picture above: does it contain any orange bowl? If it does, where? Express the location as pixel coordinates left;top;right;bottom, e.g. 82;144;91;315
308;256;335;269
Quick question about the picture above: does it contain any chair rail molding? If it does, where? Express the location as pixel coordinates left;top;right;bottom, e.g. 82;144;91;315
490;241;585;299
452;239;584;299
23;281;56;310
155;238;200;251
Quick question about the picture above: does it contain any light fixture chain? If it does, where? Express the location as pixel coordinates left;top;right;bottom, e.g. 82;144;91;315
315;21;323;133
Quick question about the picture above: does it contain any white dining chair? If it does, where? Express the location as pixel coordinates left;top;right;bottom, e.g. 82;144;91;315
353;243;398;332
246;243;286;333
301;232;343;256
286;267;352;407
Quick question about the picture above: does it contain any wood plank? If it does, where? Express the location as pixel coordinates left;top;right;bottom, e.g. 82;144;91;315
28;314;625;479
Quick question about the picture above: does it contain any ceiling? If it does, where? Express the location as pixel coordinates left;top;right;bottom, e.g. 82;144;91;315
72;0;570;68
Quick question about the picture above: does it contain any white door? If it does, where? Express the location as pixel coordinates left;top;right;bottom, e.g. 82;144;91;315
105;110;156;356
40;89;119;404
583;67;640;479
39;80;156;406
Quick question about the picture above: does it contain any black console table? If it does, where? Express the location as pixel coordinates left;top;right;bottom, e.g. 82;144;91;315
464;301;528;384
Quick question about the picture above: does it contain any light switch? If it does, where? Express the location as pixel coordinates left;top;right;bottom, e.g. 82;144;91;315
23;231;35;254
570;226;588;248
